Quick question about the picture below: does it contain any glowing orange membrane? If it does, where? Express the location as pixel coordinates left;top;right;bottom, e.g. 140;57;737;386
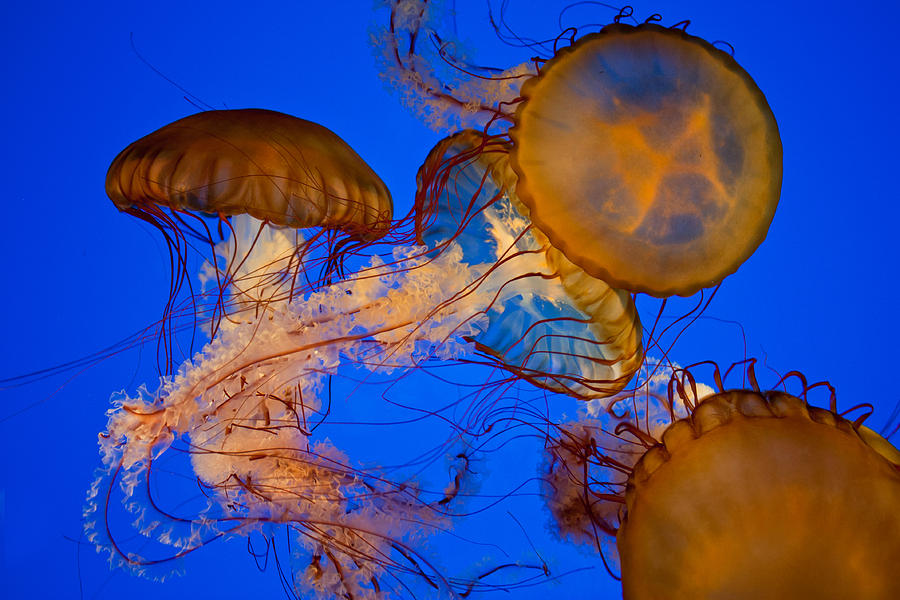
106;109;393;236
510;24;782;296
618;390;900;599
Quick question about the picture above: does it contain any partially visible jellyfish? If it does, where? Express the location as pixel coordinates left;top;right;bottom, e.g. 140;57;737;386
542;363;900;599
376;2;782;297
375;0;537;132
416;129;643;398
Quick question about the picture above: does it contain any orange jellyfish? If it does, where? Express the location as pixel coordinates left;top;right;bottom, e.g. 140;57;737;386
542;364;900;599
510;23;781;297
106;108;393;235
104;108;394;372
377;3;782;297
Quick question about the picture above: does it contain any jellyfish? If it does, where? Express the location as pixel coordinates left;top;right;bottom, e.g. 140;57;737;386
542;363;900;599
376;2;782;297
106;108;393;234
104;108;394;373
416;129;643;398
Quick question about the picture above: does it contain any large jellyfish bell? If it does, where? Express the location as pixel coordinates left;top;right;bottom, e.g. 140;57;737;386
510;23;782;296
543;365;900;599
618;388;900;599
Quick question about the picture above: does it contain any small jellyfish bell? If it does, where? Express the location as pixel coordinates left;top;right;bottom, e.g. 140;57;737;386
542;362;900;599
416;129;643;398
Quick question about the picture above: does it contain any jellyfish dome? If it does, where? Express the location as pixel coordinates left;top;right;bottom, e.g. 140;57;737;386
106;108;393;236
510;24;782;296
618;389;900;599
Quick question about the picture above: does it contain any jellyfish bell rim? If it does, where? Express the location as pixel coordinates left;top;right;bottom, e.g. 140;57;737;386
624;389;900;498
509;23;783;297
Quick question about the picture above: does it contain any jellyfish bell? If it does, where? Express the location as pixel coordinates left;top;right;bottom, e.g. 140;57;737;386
416;129;643;398
509;23;782;297
618;389;900;600
106;108;393;236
